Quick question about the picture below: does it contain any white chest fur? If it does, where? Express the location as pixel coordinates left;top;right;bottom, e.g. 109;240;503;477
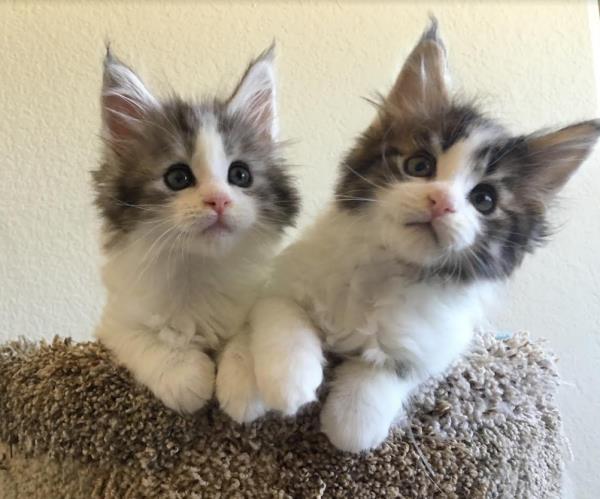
274;208;488;374
94;230;271;415
98;234;265;350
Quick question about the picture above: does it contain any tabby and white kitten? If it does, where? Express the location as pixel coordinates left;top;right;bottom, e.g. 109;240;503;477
93;47;299;416
236;22;600;451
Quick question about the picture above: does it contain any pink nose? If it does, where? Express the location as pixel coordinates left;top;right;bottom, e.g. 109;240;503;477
203;193;232;215
428;189;456;219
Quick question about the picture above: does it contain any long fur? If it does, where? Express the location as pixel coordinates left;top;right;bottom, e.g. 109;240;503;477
233;19;600;452
93;47;299;415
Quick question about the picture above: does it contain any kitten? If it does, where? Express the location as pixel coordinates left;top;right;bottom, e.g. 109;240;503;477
237;21;600;451
93;46;299;417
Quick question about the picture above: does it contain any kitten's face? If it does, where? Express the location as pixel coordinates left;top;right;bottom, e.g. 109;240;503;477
337;22;599;282
94;48;299;258
341;108;540;279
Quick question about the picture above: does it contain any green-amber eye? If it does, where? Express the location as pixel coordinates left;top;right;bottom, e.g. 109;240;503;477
404;155;436;178
164;163;195;191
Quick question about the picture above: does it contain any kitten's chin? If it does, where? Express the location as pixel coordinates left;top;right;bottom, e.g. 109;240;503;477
387;222;470;267
186;228;243;258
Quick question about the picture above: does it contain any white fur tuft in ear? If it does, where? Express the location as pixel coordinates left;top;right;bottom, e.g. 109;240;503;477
101;47;158;142
227;45;278;140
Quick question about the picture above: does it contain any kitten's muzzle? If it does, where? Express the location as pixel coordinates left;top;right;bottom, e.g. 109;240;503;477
200;215;232;234
405;220;439;244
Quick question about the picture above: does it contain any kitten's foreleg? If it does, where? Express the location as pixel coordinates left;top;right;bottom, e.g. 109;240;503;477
320;359;418;453
250;296;324;415
96;319;214;414
216;330;267;423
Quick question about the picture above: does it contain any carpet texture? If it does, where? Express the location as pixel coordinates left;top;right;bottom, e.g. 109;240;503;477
0;332;563;498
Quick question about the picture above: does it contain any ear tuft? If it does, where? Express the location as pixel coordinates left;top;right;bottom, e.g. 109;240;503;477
385;17;449;118
420;15;442;45
101;48;158;144
227;45;278;141
524;119;600;198
104;40;113;63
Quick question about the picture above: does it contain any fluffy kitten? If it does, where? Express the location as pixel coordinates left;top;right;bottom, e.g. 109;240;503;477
236;21;600;451
93;46;299;416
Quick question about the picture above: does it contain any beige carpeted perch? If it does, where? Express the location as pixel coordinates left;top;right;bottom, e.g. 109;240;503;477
0;332;563;498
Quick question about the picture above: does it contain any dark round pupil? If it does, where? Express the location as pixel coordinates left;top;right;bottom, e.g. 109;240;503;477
171;170;188;186
414;161;427;172
232;167;248;181
228;161;252;187
470;184;497;214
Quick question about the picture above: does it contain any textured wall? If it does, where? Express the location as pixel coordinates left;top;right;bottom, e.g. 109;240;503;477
0;1;598;495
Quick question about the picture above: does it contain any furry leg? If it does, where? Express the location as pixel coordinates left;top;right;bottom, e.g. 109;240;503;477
250;296;324;415
96;320;214;414
216;330;267;423
320;359;417;453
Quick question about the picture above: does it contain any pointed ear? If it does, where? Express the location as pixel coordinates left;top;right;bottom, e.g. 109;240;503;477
386;18;449;117
227;45;278;140
101;47;158;144
523;120;600;198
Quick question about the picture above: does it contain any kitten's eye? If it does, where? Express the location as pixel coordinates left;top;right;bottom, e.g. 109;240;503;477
228;161;253;188
164;163;195;191
404;155;436;178
469;183;497;214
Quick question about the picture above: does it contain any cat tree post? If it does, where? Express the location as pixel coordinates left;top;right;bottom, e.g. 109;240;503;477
0;332;563;498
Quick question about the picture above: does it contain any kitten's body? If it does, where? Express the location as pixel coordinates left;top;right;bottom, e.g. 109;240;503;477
230;22;600;452
269;207;487;367
250;188;491;452
96;227;268;412
94;48;298;415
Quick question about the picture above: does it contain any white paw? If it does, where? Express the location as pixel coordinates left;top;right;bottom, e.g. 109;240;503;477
320;392;393;453
216;345;266;424
255;352;323;415
149;349;215;414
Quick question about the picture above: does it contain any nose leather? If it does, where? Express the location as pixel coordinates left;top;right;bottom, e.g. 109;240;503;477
203;193;232;215
428;189;456;219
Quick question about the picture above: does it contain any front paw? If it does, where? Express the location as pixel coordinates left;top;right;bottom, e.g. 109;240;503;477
150;349;215;414
216;345;266;424
255;353;323;416
320;393;393;453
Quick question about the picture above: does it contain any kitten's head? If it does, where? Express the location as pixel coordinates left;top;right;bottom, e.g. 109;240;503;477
337;19;600;282
93;46;299;258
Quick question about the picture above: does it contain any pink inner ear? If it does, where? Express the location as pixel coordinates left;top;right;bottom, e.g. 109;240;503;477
103;94;143;141
247;89;273;139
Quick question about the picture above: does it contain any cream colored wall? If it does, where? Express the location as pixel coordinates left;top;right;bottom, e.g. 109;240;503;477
0;1;598;495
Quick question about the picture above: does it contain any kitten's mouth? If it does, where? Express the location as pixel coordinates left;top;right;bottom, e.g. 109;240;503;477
201;219;233;235
405;221;439;244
